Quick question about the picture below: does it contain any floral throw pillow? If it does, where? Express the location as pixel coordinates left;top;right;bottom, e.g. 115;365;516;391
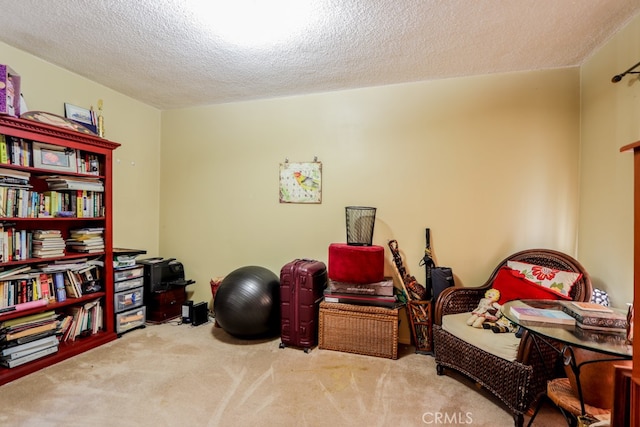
506;260;581;299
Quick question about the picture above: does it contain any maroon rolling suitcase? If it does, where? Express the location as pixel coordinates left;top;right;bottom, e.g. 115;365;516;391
279;259;327;352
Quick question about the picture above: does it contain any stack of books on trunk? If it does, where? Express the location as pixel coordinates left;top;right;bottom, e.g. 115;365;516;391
0;310;59;368
323;277;398;308
561;301;628;333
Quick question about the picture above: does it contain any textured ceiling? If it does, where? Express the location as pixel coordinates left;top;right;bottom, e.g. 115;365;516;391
0;0;639;110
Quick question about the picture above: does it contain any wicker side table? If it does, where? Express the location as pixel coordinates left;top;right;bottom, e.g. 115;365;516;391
318;301;399;359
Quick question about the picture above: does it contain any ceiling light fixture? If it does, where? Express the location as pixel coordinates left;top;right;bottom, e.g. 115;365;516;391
187;0;317;48
611;60;640;83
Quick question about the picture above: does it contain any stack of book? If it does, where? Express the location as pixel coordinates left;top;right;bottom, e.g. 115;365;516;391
509;304;576;326
0;167;31;188
66;227;105;254
323;277;398;308
31;229;65;258
44;176;104;192
0;310;59;368
560;301;627;333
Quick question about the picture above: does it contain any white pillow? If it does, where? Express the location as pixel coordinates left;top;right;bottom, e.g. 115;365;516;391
506;260;581;299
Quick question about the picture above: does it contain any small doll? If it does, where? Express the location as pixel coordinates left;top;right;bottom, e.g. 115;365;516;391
466;288;502;328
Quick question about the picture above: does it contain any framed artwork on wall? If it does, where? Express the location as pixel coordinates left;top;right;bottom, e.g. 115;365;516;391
279;161;322;204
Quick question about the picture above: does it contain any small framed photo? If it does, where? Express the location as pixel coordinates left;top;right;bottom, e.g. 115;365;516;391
32;142;77;172
64;103;92;125
64;103;97;134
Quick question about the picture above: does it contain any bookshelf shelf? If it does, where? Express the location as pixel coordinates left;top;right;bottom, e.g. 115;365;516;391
0;115;120;386
0;292;107;322
0;252;105;267
0;162;106;179
0;330;115;385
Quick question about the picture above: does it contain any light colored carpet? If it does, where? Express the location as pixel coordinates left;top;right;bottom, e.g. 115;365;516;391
0;320;564;426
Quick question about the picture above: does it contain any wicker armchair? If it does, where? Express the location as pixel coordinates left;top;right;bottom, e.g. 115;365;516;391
433;249;592;427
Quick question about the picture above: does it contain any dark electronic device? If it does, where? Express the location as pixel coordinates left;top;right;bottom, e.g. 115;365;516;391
138;257;195;293
182;300;194;323
191;302;209;326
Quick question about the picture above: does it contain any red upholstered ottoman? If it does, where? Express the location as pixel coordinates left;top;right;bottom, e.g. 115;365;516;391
328;243;384;284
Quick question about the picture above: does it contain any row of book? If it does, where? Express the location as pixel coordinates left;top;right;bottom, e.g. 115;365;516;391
0;259;102;309
0;299;103;368
0;135;31;168
0;134;101;175
0;227;104;262
0;186;105;219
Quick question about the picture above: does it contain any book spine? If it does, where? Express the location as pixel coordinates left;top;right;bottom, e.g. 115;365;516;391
0;135;8;164
54;273;67;302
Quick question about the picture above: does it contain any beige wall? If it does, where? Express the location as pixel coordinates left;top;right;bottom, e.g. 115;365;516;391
11;31;622;342
578;13;640;307
161;69;581;312
0;42;162;256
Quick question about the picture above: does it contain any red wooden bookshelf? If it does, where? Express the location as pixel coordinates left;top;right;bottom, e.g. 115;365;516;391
0;115;120;386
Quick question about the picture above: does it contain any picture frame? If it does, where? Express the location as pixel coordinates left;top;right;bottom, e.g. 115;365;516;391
64;103;92;125
279;161;322;204
32;142;77;172
64;103;98;134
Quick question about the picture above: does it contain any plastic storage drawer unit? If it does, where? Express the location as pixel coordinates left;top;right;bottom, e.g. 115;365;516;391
114;276;144;293
114;288;143;312
116;306;146;334
114;265;144;282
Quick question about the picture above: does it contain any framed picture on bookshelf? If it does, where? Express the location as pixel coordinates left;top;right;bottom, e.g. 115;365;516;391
32;142;77;172
64;103;92;125
64;103;98;135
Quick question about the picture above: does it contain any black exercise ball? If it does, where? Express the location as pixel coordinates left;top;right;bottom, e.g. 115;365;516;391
213;266;280;338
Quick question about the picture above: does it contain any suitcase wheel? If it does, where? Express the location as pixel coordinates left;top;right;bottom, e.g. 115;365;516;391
304;348;310;354
279;342;286;349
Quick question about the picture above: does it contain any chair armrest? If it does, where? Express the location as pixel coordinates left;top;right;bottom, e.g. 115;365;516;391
434;285;490;325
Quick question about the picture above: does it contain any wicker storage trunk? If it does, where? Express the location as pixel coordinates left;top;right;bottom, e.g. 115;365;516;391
318;301;399;359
